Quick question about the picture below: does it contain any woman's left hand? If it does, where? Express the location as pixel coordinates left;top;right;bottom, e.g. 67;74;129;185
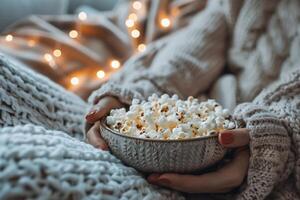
147;128;250;193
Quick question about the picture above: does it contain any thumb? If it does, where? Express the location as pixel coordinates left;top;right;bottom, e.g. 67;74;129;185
218;128;250;148
85;96;123;123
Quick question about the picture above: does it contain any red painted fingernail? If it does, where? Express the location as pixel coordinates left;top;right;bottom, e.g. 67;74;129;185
95;143;109;151
148;174;160;183
85;110;96;119
158;178;171;185
220;132;234;145
102;144;109;151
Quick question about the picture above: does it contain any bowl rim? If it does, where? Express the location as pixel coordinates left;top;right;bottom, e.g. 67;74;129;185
100;118;219;143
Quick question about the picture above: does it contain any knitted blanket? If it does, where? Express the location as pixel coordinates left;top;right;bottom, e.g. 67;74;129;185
0;55;183;200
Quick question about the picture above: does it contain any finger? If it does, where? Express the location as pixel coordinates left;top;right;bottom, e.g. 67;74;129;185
85;104;111;123
218;128;250;148
148;149;249;193
86;122;109;150
85;97;123;123
215;148;249;191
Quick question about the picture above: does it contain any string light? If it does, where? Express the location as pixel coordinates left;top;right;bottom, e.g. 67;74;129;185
125;19;134;28
70;77;79;85
160;18;171;28
27;40;36;47
132;1;142;10
110;60;121;69
43;53;57;69
5;34;13;42
96;70;105;79
69;30;78;39
2;3;174;93
131;29;140;38
44;53;53;62
48;60;56;69
53;49;62;57
128;13;138;21
137;44;146;52
78;12;87;21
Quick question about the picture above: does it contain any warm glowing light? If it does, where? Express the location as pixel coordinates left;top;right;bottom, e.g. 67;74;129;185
69;30;78;39
5;34;13;42
97;70;106;79
48;60;56;69
44;53;53;62
131;29;140;38
110;60;121;69
138;44;146;52
160;18;171;28
70;77;79;85
78;12;87;21
125;19;134;28
44;53;56;68
128;13;138;21
132;1;142;10
53;49;62;57
27;40;36;47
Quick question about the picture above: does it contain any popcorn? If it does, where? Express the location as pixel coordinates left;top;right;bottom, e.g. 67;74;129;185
106;94;236;140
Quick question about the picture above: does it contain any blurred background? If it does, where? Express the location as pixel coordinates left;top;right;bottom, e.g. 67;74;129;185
0;0;206;100
0;0;118;31
0;0;128;100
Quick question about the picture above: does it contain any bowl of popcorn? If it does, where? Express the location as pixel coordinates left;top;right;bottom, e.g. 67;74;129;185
100;94;237;173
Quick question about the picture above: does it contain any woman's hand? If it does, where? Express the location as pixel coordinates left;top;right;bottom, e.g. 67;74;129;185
85;96;124;150
148;128;250;193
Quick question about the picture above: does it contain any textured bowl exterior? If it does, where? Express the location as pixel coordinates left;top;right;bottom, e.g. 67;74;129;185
100;120;227;173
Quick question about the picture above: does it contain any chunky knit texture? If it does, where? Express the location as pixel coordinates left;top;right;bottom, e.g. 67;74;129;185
0;54;87;140
0;55;183;200
0;124;183;200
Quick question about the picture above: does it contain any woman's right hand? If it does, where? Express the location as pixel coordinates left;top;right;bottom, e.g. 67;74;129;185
85;96;124;150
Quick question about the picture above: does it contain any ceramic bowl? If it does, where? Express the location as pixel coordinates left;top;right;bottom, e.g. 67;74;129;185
100;118;228;173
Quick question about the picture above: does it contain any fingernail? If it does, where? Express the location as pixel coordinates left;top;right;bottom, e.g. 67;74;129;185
95;143;109;151
220;132;234;145
85;110;96;119
158;178;171;185
102;144;109;151
147;174;160;183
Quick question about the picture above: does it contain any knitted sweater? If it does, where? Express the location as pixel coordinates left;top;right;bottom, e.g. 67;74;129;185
87;0;300;199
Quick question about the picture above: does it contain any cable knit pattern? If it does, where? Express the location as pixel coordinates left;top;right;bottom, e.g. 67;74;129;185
0;124;183;200
88;3;227;104
229;0;300;101
0;54;87;140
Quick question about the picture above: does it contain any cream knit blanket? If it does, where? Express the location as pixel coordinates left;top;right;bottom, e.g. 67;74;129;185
0;55;183;200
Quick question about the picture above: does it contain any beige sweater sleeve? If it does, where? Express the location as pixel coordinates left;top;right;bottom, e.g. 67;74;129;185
88;4;227;106
232;69;300;200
